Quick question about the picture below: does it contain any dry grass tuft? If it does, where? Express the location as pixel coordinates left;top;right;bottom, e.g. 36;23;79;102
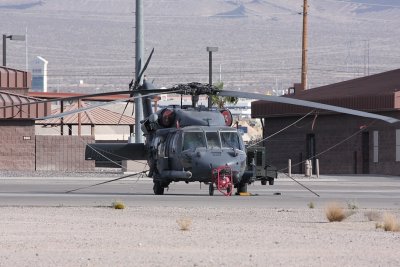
382;213;400;232
347;200;359;210
112;201;125;210
325;202;346;222
365;211;381;222
176;218;192;231
308;202;315;209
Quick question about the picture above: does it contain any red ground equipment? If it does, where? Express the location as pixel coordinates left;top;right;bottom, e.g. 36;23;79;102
209;166;233;196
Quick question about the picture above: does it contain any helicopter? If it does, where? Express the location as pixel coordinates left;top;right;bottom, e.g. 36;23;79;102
84;82;253;196
2;51;398;196
42;80;398;196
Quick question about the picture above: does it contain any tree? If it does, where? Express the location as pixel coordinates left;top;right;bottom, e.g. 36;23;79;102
211;82;238;109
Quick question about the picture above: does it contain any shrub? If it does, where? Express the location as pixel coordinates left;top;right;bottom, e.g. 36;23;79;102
347;200;359;210
382;213;400;232
112;201;125;210
176;218;192;231
325;202;346;222
376;222;383;229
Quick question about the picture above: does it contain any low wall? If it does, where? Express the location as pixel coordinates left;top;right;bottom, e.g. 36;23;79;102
0;121;35;171
35;136;95;171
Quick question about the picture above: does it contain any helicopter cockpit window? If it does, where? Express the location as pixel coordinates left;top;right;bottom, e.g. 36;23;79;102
206;132;221;149
183;132;206;151
220;131;241;150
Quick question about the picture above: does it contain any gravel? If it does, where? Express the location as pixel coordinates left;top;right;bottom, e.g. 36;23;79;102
0;206;399;266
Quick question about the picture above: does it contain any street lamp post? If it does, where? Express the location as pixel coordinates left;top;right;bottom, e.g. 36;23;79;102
2;34;26;67
206;46;218;108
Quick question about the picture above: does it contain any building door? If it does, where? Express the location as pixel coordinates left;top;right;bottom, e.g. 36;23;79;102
306;134;316;174
362;132;370;174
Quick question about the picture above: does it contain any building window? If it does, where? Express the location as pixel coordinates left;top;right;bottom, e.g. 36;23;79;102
396;130;400;162
373;131;379;163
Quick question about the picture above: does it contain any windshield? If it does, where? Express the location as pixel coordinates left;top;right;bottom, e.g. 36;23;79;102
220;131;241;150
183;132;206;151
206;132;220;149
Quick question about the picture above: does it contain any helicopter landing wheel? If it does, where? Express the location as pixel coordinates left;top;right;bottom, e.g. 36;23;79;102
153;181;164;195
236;183;247;195
209;183;214;196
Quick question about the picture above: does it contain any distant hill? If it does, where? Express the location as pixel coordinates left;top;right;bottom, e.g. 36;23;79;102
0;1;43;10
1;0;399;93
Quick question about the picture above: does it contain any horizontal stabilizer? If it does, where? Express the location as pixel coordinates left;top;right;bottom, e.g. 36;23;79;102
85;143;147;161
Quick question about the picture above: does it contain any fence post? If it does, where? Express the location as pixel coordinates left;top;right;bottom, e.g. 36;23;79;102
305;160;311;177
288;159;292;177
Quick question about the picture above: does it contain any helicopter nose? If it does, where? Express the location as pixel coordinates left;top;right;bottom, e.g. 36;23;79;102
195;152;242;173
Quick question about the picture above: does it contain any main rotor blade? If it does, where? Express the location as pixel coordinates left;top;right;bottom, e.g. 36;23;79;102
130;48;155;93
219;90;399;124
0;90;128;109
35;90;180;121
122;48;155;121
36;97;133;120
0;88;172;110
118;102;131;124
135;48;155;90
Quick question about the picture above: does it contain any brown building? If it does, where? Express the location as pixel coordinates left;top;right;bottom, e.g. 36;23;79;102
252;69;400;175
0;66;95;171
0;67;49;171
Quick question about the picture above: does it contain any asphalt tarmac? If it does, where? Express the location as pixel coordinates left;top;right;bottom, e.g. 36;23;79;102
0;174;399;209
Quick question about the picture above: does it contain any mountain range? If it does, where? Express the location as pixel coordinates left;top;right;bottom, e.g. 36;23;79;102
1;0;399;94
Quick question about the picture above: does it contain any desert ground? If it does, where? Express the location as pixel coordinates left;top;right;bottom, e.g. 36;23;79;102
0;174;400;266
0;206;399;267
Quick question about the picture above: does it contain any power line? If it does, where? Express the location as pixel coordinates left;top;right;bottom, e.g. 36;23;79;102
322;0;400;8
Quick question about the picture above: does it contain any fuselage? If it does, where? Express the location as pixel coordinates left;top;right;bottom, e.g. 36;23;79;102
150;125;246;184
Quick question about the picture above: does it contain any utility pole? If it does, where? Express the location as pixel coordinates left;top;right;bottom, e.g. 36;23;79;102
2;35;6;66
25;27;28;71
363;39;370;76
206;46;218;108
135;0;144;143
367;40;370;76
301;0;308;90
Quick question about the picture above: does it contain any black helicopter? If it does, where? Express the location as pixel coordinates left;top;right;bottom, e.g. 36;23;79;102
84;82;251;196
2;51;398;196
